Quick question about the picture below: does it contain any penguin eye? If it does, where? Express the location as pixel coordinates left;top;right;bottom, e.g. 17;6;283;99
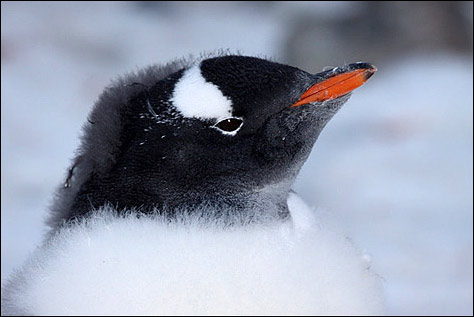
214;118;243;134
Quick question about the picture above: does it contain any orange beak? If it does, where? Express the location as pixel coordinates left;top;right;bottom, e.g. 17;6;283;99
291;63;376;107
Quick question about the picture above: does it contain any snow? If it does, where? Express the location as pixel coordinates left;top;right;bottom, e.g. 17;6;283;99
1;2;473;315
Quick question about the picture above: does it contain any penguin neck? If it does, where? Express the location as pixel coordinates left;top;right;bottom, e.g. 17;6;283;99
70;174;293;224
179;181;293;222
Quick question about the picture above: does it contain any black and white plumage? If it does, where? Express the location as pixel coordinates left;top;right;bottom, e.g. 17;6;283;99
1;54;383;315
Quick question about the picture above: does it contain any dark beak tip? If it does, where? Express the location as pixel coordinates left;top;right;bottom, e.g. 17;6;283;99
317;62;377;80
364;69;376;80
350;62;377;71
350;62;377;81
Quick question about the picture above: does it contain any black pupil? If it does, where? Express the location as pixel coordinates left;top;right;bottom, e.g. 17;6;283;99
216;118;242;132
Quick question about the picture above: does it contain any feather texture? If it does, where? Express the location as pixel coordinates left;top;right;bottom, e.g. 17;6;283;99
1;194;383;315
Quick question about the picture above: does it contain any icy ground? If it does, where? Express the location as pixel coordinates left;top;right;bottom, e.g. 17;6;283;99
1;2;473;315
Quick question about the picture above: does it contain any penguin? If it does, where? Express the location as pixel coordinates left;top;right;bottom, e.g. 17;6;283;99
1;54;382;315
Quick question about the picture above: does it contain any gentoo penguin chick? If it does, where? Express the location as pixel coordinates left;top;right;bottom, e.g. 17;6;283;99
1;55;382;315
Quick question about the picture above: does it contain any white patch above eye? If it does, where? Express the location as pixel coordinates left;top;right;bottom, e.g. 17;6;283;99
170;65;232;120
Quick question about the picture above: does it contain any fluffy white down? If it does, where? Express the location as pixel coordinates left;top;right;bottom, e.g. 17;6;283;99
2;194;384;315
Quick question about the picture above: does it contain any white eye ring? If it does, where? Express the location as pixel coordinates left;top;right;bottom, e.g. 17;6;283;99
213;117;244;135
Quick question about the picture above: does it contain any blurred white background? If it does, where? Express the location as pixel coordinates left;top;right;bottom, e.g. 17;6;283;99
1;1;472;315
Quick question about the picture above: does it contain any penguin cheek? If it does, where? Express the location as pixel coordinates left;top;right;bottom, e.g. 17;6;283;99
252;106;332;171
253;118;302;168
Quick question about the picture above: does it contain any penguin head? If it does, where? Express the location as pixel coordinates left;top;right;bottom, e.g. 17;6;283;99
62;55;375;223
